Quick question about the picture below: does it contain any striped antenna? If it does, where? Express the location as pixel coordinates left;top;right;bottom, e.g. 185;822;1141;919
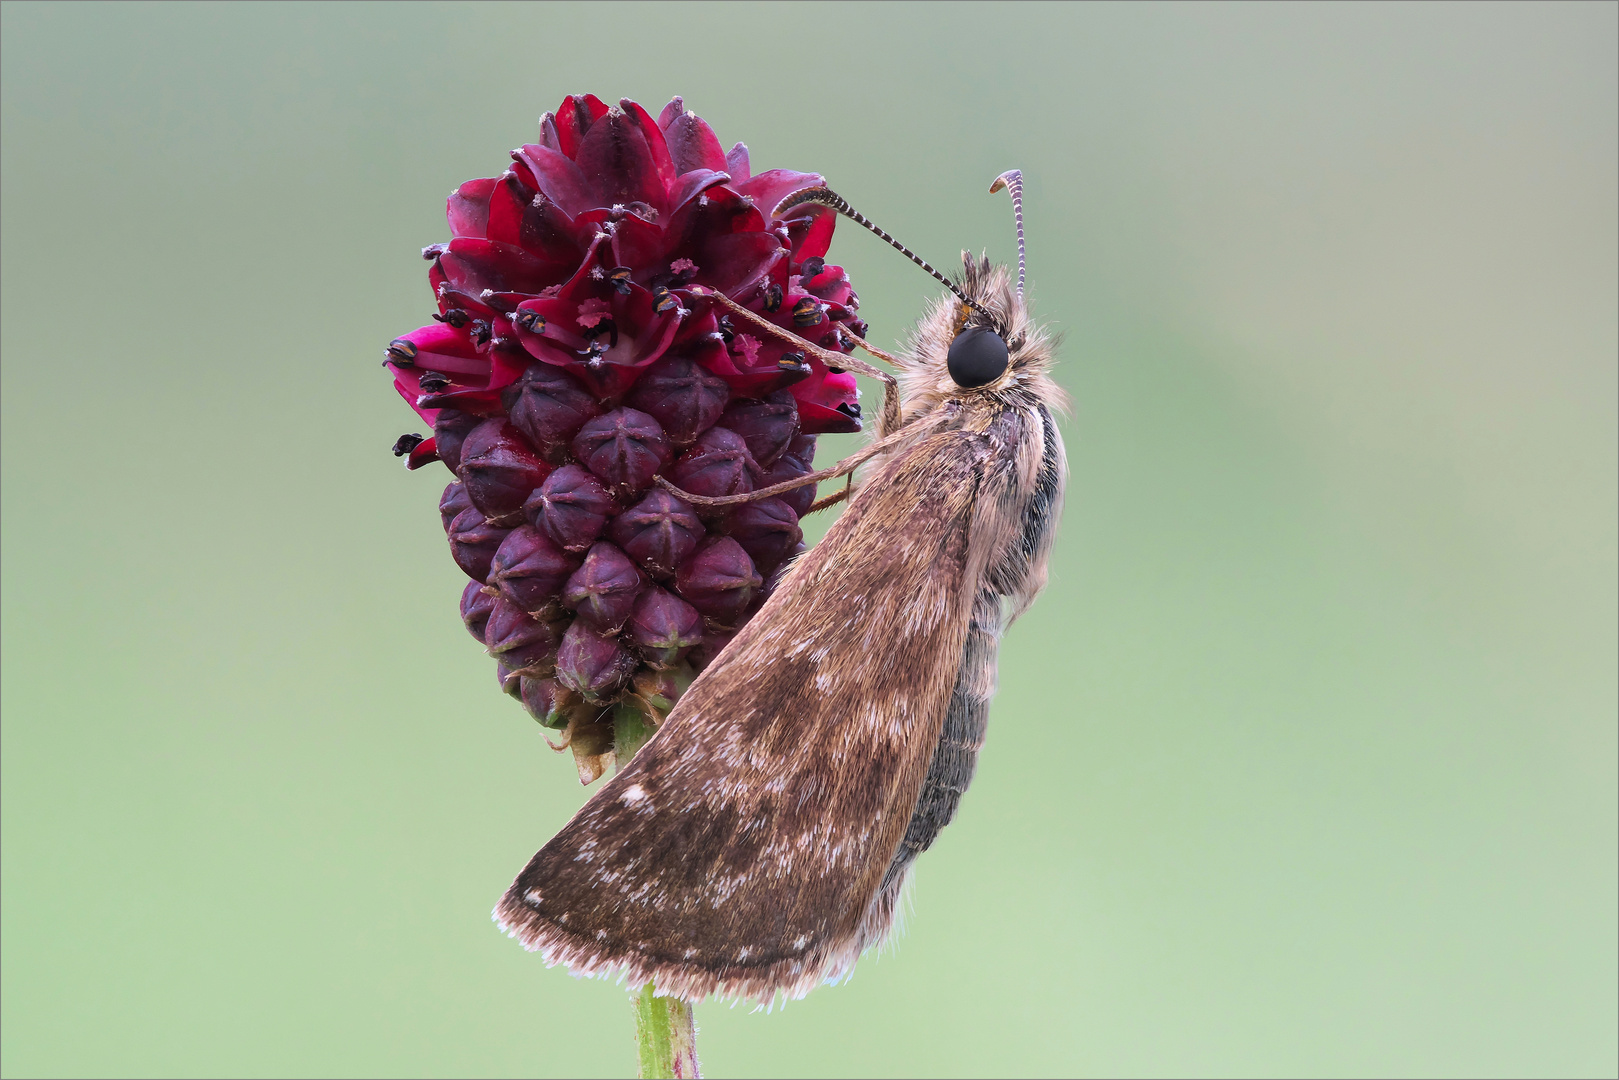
775;187;982;312
988;170;1025;299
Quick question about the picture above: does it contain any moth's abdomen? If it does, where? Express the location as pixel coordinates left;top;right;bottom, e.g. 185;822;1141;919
880;587;1002;891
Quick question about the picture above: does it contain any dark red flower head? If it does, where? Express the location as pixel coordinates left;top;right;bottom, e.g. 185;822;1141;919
384;95;862;781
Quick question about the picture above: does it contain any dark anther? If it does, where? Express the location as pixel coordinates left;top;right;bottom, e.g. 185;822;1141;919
651;286;679;314
515;310;546;333
607;266;635;295
799;257;825;279
442;308;472;328
827;366;846;375
471;321;492;346
777;351;806;371
418;371;452;393
421;243;447;260
835;402;862;419
386;338;418;366
391;433;425;457
791;297;823;327
717;315;735;345
763;284;783;312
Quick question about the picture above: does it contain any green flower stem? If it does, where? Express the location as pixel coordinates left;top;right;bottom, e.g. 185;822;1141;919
613;706;701;1080
633;984;700;1079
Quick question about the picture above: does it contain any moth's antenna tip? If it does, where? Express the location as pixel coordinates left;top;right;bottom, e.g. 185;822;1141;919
989;170;1026;299
989;169;1021;195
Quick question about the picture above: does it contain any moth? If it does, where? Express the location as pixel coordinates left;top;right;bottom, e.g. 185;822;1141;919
496;171;1067;1005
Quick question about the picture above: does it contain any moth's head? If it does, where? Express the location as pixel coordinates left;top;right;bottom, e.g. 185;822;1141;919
905;252;1058;404
775;170;1062;411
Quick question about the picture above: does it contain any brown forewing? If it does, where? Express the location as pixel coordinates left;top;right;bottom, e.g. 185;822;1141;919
495;428;989;1004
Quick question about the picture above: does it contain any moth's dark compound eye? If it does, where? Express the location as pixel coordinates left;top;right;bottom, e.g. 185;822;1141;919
946;327;1009;388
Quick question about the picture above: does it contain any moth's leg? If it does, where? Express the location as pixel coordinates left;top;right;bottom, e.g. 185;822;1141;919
655;402;958;508
691;287;904;438
805;473;853;515
655;437;879;508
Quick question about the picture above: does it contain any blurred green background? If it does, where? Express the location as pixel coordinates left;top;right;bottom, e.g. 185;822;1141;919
3;2;1614;1077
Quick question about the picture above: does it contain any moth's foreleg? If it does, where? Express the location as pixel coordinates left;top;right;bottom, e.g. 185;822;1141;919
805;473;854;514
690;286;903;438
654;405;956;508
831;325;908;437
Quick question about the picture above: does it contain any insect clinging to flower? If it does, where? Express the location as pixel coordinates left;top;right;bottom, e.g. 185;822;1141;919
495;167;1069;1005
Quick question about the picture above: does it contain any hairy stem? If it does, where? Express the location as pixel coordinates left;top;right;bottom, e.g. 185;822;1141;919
614;707;700;1079
632;983;700;1079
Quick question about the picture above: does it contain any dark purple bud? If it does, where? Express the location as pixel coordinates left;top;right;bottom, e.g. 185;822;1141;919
447;507;512;583
460;580;496;643
489;526;579;613
458;420;551;517
523;464;617;553
626;352;730;445
675;536;762;623
501;362;601;461
761;434;818;516
433;409;480;474
497;661;522;698
554;619;637;701
717;390;801;467
690;628;736;673
484;597;561;673
725;496;803;575
609;488;704;578
669;426;761;501
562;542;645;631
628;587;705;667
440;482;473;531
520;675;574;729
571;407;672;494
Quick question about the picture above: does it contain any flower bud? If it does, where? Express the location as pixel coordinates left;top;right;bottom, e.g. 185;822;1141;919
626;351;731;446
460;580;496;643
571;407;672;494
440;482;473;531
484;597;561;673
669;426;761;501
725;496;803;574
609;488;704;577
501;362;601;461
520;675;576;729
458;420;551;518
447;507;512;583
555;619;637;701
717;391;801;467
690;627;736;673
433;409;481;474
675;536;763;623
627;664;695;720
627;587;705;667
489;526;579;613
562;542;645;631
524;464;617;553
759;434;818;516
